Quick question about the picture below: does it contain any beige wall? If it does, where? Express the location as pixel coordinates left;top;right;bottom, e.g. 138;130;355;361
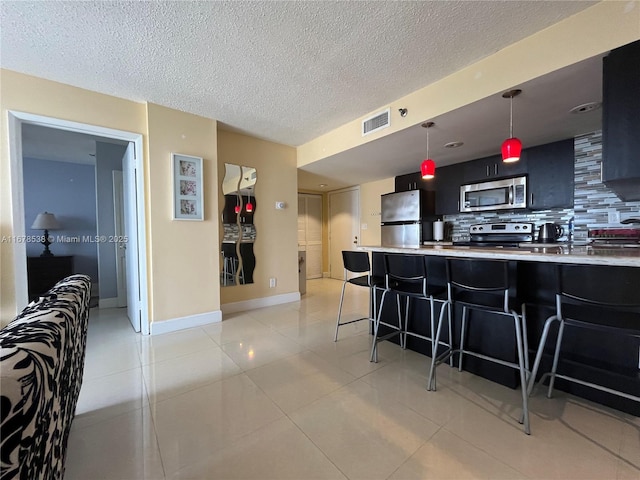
217;129;298;305
146;103;220;322
0;70;147;322
297;1;640;167
359;177;395;247
0;71;224;327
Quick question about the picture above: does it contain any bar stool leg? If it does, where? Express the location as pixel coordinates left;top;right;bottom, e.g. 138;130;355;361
459;306;469;372
520;304;530;375
547;319;566;398
513;310;531;435
370;290;388;363
427;301;450;391
334;280;349;342
526;315;559;396
395;295;405;349
402;297;411;349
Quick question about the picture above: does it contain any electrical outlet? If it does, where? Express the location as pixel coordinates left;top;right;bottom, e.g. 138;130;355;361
269;277;277;288
608;210;621;224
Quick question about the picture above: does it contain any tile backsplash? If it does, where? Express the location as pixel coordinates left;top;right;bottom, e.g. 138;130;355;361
443;130;640;242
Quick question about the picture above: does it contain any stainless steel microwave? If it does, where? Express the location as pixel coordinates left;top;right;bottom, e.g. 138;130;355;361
460;176;527;212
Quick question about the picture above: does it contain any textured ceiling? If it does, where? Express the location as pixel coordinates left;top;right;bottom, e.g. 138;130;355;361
0;0;596;149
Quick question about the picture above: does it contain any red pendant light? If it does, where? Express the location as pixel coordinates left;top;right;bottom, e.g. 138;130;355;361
501;89;522;163
234;204;241;214
420;121;436;179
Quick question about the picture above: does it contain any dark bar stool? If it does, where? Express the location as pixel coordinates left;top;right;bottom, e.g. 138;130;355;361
370;253;450;364
527;263;640;404
334;251;384;342
427;257;530;434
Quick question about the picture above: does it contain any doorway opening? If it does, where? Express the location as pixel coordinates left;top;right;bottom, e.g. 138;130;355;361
8;111;149;334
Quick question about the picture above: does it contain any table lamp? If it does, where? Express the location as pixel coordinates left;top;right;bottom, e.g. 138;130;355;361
31;212;61;257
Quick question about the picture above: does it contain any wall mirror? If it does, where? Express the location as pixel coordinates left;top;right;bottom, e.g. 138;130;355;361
221;163;256;286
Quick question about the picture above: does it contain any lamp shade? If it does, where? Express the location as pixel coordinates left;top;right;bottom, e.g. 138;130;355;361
421;159;436;179
234;205;241;214
501;137;522;163
245;202;253;213
31;212;61;230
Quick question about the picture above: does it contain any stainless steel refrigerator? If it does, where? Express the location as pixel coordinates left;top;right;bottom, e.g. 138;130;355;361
381;190;433;247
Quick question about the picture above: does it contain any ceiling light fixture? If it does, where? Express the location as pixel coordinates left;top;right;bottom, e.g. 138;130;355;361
569;101;601;114
444;141;464;149
501;89;522;163
420;121;436;180
399;108;408;117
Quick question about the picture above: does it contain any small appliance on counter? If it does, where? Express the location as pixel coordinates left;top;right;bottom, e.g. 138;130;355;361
380;189;436;247
537;223;564;243
588;227;640;247
453;222;534;247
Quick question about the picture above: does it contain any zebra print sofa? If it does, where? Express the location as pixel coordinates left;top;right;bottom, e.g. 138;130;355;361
0;274;91;480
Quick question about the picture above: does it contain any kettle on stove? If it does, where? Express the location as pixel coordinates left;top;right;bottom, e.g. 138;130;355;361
538;223;564;243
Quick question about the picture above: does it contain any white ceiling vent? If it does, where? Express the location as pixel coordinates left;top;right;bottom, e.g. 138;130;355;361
362;108;390;136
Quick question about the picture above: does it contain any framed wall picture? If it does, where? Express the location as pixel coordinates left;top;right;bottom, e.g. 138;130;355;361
172;153;203;221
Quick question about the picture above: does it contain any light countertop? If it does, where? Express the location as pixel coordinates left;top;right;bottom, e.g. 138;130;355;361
359;243;640;267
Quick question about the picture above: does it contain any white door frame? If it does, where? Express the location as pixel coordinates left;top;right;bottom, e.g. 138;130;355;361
7;111;150;335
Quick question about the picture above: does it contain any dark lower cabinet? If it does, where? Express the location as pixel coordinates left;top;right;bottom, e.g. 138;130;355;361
27;256;74;301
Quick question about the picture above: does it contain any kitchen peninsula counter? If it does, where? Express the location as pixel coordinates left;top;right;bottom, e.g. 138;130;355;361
359;243;640;267
358;243;640;416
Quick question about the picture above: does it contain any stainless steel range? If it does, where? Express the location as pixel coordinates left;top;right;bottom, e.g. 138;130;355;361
453;222;535;247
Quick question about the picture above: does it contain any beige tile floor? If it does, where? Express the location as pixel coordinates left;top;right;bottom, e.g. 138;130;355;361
65;278;640;480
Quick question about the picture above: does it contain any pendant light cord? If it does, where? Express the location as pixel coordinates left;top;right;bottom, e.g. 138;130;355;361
426;125;430;157
509;95;514;138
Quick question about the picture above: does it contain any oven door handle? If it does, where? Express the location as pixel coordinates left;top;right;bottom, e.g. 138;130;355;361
508;185;514;205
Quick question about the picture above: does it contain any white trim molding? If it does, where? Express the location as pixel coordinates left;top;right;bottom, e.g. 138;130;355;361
221;292;300;315
150;310;223;335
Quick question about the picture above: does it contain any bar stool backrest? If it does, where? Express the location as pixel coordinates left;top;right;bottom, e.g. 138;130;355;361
446;257;511;313
342;251;371;275
556;264;640;311
383;253;428;293
222;243;238;258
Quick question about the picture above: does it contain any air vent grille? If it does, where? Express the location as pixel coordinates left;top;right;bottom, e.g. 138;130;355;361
362;108;390;136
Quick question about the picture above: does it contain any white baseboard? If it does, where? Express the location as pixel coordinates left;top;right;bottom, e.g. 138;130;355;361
221;292;300;315
150;310;222;335
99;297;119;309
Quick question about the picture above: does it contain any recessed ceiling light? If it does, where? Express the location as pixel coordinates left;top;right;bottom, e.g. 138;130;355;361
318;184;328;188
444;141;464;148
570;102;601;114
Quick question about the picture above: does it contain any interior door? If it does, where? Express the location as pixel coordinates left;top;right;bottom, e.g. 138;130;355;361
329;187;360;280
297;194;323;279
122;143;141;332
112;170;128;307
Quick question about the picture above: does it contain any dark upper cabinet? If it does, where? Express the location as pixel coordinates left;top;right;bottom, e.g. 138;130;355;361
527;139;574;210
434;164;464;215
463;152;528;183
395;171;437;193
602;40;640;201
394;171;421;192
